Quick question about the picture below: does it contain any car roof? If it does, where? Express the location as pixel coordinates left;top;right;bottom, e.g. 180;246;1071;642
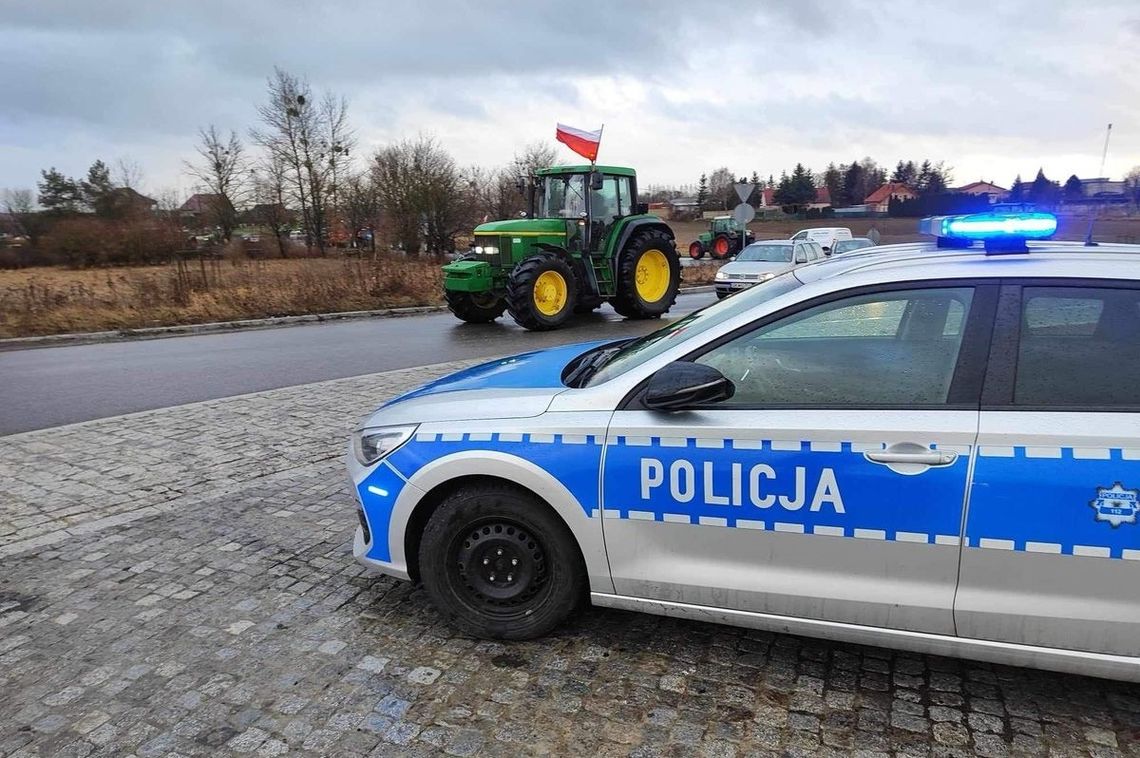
794;239;1140;286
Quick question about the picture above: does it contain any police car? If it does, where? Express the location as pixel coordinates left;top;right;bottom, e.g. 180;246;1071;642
348;212;1140;682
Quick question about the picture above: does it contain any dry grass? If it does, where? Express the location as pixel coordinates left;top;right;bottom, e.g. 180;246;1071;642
0;256;445;337
5;213;1138;338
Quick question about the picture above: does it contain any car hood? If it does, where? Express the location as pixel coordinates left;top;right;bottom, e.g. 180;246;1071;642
720;260;792;276
359;340;609;426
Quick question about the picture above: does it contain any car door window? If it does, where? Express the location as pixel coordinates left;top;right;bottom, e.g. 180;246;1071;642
1013;286;1140;407
696;287;974;406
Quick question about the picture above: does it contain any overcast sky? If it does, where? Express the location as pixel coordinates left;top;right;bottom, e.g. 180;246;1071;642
3;0;1139;199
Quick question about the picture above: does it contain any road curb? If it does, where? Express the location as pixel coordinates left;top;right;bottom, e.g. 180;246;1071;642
0;285;716;351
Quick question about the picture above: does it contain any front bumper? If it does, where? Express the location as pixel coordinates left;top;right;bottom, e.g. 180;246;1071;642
715;280;757;296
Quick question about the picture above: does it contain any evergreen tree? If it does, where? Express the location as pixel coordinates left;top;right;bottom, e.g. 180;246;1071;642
749;171;762;207
1029;168;1059;205
891;160;918;185
842;160;865;204
81;159;117;217
1063;174;1084;203
767;174;775;189
696;173;708;211
1009;175;1024;202
37;168;82;214
775;164;816;209
822;162;842;206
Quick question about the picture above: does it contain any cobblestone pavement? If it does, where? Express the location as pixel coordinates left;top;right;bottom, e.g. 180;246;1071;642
2;364;1140;757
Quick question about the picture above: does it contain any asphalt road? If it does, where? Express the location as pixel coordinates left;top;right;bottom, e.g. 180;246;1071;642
0;291;715;436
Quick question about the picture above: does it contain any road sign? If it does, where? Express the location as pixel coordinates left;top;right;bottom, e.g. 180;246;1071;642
732;202;756;226
734;183;753;203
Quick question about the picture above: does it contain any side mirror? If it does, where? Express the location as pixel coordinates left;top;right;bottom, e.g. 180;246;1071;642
644;362;735;411
635;202;649;215
589;171;604;191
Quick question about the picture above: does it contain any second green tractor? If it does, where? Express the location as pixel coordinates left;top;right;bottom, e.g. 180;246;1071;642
441;165;682;331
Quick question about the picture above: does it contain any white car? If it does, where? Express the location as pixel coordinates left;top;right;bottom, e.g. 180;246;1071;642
347;212;1140;682
714;239;826;298
791;226;853;252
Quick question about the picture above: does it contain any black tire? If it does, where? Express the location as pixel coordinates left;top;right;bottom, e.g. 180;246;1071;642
710;234;733;260
505;252;577;331
445;290;506;323
716;291;729;300
688;241;705;260
610;228;682;320
418;483;587;640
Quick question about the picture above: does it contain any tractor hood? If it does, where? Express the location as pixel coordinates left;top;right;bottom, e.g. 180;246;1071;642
358;340;609;426
474;218;569;235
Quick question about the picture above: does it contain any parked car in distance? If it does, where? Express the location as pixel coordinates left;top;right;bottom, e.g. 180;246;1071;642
791;227;853;253
831;237;876;255
714;240;825;298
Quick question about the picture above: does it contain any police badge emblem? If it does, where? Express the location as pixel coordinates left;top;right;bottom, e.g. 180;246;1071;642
1089;483;1139;527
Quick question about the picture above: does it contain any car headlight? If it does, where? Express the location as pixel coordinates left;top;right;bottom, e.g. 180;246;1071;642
715;270;728;281
352;424;417;466
760;272;776;281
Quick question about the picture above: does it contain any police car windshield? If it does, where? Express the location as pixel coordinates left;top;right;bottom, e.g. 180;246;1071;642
586;272;803;386
737;243;792;263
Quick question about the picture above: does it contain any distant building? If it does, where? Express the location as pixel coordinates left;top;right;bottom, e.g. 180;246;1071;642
1080;177;1127;198
240;202;296;226
864;183;917;214
668;197;699;213
180;193;234;225
953;181;1008;203
758;187;831;208
108;187;158;216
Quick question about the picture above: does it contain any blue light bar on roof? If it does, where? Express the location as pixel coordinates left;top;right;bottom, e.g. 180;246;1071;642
919;212;1058;241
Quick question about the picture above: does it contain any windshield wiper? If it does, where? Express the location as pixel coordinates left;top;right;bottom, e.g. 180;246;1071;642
564;341;630;387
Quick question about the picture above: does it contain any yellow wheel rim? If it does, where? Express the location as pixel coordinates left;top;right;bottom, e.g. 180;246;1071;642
533;270;568;316
635;249;671;303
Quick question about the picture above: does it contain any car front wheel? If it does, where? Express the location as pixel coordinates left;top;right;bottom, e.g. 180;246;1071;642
418;483;586;640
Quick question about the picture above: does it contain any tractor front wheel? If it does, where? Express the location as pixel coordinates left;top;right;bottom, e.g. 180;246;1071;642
445;290;506;324
506;252;578;331
711;234;733;259
688;241;705;260
610;228;681;320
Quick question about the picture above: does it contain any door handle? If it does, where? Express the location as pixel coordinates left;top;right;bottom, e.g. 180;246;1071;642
863;443;958;475
864;451;957;466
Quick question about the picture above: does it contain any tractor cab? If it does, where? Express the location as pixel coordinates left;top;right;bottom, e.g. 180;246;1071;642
531;166;644;256
442;163;681;332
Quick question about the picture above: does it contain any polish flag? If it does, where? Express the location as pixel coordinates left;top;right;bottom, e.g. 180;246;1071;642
555;123;603;162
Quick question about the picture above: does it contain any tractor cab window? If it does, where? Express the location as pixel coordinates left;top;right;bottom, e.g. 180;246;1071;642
540;174;587;219
590;176;621;225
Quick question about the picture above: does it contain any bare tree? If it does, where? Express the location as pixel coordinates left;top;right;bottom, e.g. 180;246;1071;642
372;136;468;255
251;153;295;258
468;166;525;223
512;141;557;180
339;171;379;251
185;125;245;241
115;158;144;190
2;188;46;250
253;68;354;255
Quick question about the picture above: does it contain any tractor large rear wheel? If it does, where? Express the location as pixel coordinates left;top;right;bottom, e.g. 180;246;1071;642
445;290;506;324
711;234;733;260
610;229;681;320
506;252;578;331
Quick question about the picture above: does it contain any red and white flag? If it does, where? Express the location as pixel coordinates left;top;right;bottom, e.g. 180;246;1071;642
555;123;602;162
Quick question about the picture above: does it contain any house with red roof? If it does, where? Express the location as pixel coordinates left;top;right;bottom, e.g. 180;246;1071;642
952;181;1008;203
864;182;917;214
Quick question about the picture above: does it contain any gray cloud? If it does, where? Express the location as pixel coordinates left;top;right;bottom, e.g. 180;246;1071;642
2;0;1139;193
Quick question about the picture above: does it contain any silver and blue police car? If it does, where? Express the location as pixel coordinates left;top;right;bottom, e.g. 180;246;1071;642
348;212;1140;682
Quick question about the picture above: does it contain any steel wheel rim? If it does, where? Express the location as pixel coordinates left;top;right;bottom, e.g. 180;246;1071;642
448;519;550;618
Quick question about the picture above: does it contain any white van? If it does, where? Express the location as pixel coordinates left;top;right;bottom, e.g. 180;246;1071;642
790;227;852;253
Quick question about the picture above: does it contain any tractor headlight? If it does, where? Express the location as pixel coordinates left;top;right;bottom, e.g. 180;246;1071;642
482;246;498;255
353;425;417;466
473;246;484;254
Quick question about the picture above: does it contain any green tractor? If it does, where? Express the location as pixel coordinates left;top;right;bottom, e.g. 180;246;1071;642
687;215;755;260
442;165;682;331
